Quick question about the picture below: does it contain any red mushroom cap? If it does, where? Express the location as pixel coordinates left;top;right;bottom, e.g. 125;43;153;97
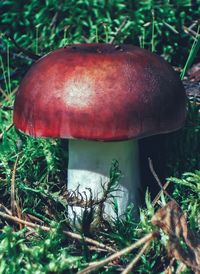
13;43;186;141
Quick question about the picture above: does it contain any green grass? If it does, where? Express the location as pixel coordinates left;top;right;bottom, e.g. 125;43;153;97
0;1;200;273
0;1;199;88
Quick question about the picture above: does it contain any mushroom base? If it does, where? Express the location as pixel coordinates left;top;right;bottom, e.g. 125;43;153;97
68;139;140;219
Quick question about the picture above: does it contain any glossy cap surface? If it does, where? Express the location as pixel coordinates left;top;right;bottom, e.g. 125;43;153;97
13;43;186;141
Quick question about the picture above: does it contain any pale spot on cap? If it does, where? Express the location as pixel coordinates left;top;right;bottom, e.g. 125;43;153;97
64;75;94;108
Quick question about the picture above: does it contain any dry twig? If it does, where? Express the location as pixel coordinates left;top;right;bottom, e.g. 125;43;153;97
176;262;187;274
122;241;151;274
164;258;175;274
148;158;176;204
110;16;129;44
0;87;10;101
11;154;23;229
152;181;170;206
0;204;12;215
0;123;13;140
4;33;40;60
183;25;199;38
11;155;19;214
78;232;158;274
0;211;116;253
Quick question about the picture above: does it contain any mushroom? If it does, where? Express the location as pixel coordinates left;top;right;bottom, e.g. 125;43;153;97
13;44;186;218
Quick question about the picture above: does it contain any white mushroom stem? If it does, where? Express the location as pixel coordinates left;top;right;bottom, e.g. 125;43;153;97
68;139;140;219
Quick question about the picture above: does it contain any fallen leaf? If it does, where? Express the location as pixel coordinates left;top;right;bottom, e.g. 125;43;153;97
152;201;200;273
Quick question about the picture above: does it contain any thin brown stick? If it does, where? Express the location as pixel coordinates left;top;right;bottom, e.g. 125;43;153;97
0;123;13;140
27;213;45;224
110;16;129;44
88;246;109;253
4;33;40;60
163;21;179;34
78;232;158;274
0;204;12;215
8;87;18;98
49;12;59;28
148;158;175;203
183;26;198;38
0;204;37;234
164;258;175;274
0;86;18;103
0;87;10;101
0;211;116;253
152;181;170;206
176;262;187;274
11;155;20;215
122;241;151;274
